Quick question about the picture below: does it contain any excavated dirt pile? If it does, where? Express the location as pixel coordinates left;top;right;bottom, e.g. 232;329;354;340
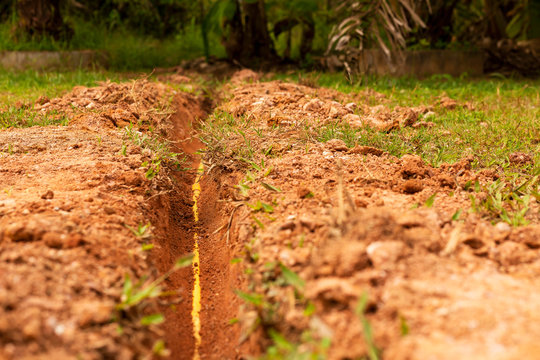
0;79;205;359
223;80;436;131
210;77;540;359
34;80;175;132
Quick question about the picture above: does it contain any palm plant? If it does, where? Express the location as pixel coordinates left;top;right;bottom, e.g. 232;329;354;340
325;0;426;74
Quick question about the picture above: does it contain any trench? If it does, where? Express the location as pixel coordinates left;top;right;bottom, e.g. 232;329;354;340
149;94;242;359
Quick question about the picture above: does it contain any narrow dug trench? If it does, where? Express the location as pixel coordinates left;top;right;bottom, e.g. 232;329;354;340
189;75;540;360
0;77;242;359
150;93;241;359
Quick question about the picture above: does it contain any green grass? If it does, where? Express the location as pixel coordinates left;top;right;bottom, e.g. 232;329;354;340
0;107;68;128
202;72;539;226
0;19;225;71
277;72;540;171
122;124;186;180
0;69;124;105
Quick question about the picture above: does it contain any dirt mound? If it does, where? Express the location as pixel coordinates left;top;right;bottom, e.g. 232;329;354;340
222;81;428;131
0;80;207;359
0;127;157;359
204;80;540;359
230;69;261;84
219;142;540;359
34;80;177;133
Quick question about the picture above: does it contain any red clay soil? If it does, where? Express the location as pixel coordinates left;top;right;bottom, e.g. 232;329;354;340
211;75;540;359
154;93;242;360
1;71;540;360
0;79;215;359
223;80;430;131
0;125;160;359
196;173;243;359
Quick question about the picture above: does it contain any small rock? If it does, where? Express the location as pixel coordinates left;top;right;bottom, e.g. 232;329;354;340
412;121;435;129
327;102;348;118
402;179;424;194
492;222;512;242
365;116;393;131
299;217;321;232
36;95;50;105
43;232;65;249
492;241;537;266
344;102;357;112
103;206;116;215
44;232;84;249
395;107;418;127
230;69;260;83
122;172;143;187
328;106;340;118
366;241;406;268
343;114;363;127
326;139;348;152
278;249;294;266
64;233;84;248
75;301;113;327
297;187;313;199
508;152;533;165
303;99;324;112
437;174;455;188
439;96;458;110
22;318;42;340
401;154;429;179
306;277;359;305
4;219;48;242
354;198;368;208
333;242;370;276
41;190;54;200
279;221;296;231
169;74;191;84
349;145;384;156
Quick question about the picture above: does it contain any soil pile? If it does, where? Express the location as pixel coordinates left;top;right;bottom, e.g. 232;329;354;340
0;79;204;359
34;80;177;133
223;81;430;131
211;76;540;359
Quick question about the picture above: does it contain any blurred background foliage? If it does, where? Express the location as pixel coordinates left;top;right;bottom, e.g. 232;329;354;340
0;0;538;72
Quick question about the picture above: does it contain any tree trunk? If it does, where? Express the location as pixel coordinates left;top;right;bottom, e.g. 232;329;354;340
223;0;244;61
223;0;276;66
484;0;508;40
425;0;460;47
16;0;71;40
241;0;274;60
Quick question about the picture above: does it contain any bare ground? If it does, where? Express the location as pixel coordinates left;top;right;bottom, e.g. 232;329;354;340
0;70;539;360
